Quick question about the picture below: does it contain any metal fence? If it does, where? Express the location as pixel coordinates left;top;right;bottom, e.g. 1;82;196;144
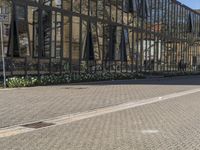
1;0;200;77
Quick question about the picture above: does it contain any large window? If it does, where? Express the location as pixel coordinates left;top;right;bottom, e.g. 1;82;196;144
9;4;30;57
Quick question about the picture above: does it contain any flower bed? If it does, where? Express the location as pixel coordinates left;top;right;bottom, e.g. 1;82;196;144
6;72;145;88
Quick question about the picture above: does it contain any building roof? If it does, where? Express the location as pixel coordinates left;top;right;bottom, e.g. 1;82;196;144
195;9;200;13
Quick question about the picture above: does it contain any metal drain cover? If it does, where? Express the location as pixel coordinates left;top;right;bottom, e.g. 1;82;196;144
64;87;88;90
22;122;54;129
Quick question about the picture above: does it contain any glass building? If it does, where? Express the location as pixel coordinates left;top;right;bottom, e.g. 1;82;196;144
0;0;200;76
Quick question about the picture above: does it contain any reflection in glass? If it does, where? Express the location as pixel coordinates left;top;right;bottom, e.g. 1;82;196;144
41;9;52;57
9;5;30;57
82;22;100;61
63;16;70;59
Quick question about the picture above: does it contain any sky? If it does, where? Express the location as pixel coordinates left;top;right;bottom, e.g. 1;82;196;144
178;0;200;9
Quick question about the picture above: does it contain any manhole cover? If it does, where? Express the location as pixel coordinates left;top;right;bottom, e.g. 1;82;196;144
22;122;54;129
64;87;88;90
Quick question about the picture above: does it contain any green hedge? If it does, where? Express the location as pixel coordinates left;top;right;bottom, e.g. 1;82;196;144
5;72;145;88
163;71;200;77
3;71;200;88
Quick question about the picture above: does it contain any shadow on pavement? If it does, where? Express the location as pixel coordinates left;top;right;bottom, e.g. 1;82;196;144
68;75;200;86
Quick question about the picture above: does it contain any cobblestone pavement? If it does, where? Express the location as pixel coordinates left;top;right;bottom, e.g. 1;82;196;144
1;88;200;150
0;76;200;149
0;76;200;128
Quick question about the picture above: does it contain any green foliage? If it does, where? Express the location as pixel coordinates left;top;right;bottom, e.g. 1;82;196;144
5;71;200;88
163;71;200;77
0;81;3;88
6;72;145;88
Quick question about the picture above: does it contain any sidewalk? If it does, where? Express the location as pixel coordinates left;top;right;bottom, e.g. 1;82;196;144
1;87;200;150
0;76;199;128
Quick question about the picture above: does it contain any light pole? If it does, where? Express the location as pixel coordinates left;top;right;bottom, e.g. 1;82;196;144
0;18;5;88
0;2;9;88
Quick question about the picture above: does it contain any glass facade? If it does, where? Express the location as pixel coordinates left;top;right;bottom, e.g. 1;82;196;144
1;0;200;76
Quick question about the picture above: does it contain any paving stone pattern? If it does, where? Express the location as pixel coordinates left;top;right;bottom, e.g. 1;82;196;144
0;77;199;128
1;91;200;149
0;76;200;149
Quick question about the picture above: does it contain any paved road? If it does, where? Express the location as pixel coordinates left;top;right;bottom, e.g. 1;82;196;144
0;76;200;149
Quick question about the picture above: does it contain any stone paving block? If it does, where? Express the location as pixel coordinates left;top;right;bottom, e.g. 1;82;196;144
1;88;200;149
0;77;199;128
